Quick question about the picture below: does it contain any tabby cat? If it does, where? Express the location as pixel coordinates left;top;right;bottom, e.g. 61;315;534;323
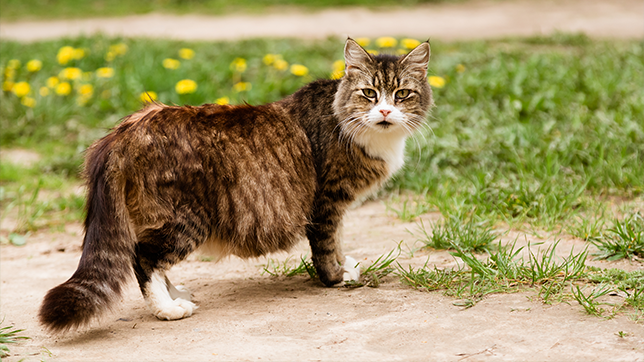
39;38;432;332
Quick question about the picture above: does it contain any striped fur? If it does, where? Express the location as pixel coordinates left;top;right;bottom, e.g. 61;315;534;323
39;38;432;332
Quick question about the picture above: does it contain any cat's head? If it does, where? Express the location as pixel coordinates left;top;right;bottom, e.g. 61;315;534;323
333;38;432;144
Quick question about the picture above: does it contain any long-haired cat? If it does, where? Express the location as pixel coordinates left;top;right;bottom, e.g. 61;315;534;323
39;38;432;332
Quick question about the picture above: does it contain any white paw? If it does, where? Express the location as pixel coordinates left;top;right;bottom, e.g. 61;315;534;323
170;285;192;301
342;256;361;282
153;298;197;321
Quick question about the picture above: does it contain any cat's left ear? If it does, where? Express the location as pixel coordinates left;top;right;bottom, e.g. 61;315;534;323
400;41;431;78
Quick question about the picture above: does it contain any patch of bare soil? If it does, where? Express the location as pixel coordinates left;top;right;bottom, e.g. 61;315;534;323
1;201;643;361
1;0;642;42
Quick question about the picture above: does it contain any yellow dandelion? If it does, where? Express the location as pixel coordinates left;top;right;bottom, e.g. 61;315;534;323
230;58;247;73
105;51;116;62
401;38;421;49
110;43;128;56
21;96;36;108
331;60;345;79
26;59;42;72
72;48;86;60
39;86;49;97
7;59;21;69
11;81;31;98
57;46;75;65
59;67;82;80
163;58;181;70
396;49;407;55
47;76;60;88
175;79;197;94
233;82;252;92
367;49;379;55
96;67;115;78
4;67;16;80
376;37;397;48
273;59;288;71
140;91;158;103
355;38;370;47
456;64;466;73
215;96;230;105
2;81;14;92
78;84;94;97
179;48;195;60
428;76;446;88
55;82;72;96
263;54;277;66
290;64;309;77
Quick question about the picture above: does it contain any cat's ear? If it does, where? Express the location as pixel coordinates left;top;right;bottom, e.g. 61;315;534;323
400;41;431;78
344;38;373;74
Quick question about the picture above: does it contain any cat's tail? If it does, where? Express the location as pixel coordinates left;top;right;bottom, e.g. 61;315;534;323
39;133;136;333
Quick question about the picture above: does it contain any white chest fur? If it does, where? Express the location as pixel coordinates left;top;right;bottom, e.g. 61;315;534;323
355;130;408;177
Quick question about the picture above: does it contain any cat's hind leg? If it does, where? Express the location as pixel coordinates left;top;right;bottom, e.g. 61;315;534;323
134;217;207;321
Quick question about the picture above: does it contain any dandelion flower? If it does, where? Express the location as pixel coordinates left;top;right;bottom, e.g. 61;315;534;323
7;59;21;69
163;58;181;70
233;82;252;92
290;64;308;77
4;67;16;80
26;59;42;72
21;96;36;108
105;51;116;62
175;79;197;94
401;38;421;49
215;96;230;105
179;48;195;60
428;75;446;88
72;48;86;60
263;54;277;66
2;81;14;92
59;67;82;80
140;91;158;103
57;46;75;65
47;76;60;88
96;67;115;78
78;84;94;97
456;64;466;73
11;81;31;98
273;59;288;71
39;86;49;97
110;43;129;56
355;38;370;47
55;82;72;96
331;59;344;79
376;37;397;48
230;58;247;73
396;49;407;56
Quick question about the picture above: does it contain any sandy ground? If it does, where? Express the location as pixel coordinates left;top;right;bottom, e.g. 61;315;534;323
1;0;643;42
2;0;644;360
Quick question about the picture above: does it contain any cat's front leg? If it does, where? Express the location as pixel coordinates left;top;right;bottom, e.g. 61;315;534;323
307;200;360;286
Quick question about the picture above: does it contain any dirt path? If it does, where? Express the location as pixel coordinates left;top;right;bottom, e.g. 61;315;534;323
2;201;644;361
1;0;642;42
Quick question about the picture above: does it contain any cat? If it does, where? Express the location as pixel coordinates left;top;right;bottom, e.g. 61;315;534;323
39;38;432;333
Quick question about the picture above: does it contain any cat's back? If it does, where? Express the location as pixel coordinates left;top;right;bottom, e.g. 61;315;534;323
92;101;317;256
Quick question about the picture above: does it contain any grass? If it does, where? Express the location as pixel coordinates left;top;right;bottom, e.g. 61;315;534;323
0;320;30;358
589;213;644;261
0;0;462;21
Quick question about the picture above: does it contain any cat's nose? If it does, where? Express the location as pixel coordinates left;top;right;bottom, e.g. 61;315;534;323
379;109;391;118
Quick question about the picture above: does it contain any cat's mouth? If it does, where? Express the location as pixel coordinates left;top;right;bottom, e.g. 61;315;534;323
376;120;392;128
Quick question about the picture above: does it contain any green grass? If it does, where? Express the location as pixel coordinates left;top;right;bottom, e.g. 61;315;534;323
2;34;643;239
589;213;644;261
0;320;30;358
0;0;461;21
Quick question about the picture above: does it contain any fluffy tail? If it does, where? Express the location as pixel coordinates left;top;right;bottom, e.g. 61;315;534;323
39;134;136;333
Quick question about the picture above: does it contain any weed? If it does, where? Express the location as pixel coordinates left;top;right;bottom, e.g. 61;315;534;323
590;213;644;261
261;256;317;279
416;213;499;253
346;247;400;288
571;284;615;317
0;320;30;358
386;198;431;222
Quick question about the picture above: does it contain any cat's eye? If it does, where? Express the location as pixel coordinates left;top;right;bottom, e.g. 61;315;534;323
362;88;377;99
395;89;411;100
